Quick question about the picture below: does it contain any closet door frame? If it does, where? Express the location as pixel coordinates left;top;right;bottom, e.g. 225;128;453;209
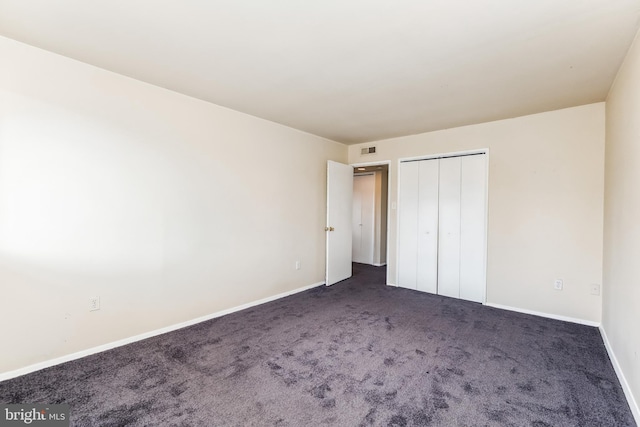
395;149;489;304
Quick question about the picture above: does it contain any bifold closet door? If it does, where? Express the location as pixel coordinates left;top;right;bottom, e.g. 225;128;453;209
398;160;439;292
459;155;487;303
416;160;439;293
398;154;486;301
437;157;462;298
398;161;419;289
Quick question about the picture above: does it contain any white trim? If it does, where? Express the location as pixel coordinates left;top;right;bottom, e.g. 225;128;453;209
350;160;391;169
0;281;325;382
485;302;600;327
398;148;487;164
384;164;391;271
599;325;640;424
373;262;387;267
395;158;402;287
482;150;490;304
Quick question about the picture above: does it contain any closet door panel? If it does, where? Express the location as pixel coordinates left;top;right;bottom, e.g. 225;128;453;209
459;155;487;303
437;157;461;298
398;162;419;289
416;159;439;293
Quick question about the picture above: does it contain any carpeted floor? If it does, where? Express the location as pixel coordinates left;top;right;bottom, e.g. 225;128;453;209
0;264;635;426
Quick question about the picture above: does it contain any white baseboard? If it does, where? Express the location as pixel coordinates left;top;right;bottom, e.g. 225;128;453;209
0;281;325;382
485;304;638;423
599;325;640;424
373;263;387;267
484;302;600;327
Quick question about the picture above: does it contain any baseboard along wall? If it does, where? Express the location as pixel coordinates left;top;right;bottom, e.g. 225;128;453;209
0;281;325;382
599;326;640;425
485;302;637;424
3;283;637;426
484;302;600;327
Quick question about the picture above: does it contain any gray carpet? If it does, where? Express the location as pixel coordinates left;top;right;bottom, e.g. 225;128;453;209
0;264;635;426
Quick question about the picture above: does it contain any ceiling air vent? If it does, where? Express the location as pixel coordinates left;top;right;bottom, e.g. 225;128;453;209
360;146;376;155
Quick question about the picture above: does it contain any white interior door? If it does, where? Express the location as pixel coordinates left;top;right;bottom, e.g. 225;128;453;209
459;154;487;302
326;160;353;286
398;161;419;289
437;157;461;298
352;173;375;264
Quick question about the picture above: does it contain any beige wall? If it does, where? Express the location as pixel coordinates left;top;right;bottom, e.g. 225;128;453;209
0;37;347;374
603;30;640;416
349;103;605;323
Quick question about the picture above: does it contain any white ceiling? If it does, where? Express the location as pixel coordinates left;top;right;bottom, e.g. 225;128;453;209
1;1;639;144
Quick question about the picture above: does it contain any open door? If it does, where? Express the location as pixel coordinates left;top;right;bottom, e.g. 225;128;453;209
326;160;353;286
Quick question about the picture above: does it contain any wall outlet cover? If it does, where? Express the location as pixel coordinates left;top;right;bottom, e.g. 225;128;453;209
89;296;100;311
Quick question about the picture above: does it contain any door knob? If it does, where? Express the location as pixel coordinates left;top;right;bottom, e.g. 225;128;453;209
325;226;335;231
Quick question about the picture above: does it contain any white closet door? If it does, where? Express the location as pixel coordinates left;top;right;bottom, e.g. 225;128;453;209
437;157;461;298
416;159;439;293
352;173;375;264
398;162;419;289
459;155;487;302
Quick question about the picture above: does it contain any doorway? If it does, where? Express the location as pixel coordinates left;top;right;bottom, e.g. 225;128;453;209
351;163;389;268
325;160;390;286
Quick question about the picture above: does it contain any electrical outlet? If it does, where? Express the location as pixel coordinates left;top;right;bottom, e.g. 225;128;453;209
590;284;601;295
295;260;301;270
554;279;563;290
89;296;100;311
